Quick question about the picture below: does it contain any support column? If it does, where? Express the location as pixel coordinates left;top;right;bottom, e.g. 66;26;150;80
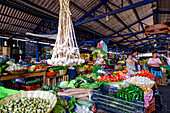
116;43;118;60
124;47;126;54
36;41;39;62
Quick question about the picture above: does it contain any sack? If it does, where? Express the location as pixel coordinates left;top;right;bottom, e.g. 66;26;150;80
114;64;122;71
153;90;163;110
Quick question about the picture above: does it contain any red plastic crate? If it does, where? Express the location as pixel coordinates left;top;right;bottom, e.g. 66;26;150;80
146;97;155;113
46;72;56;77
25;84;40;91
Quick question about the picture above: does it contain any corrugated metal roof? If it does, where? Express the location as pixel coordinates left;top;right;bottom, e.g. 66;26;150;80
0;0;169;49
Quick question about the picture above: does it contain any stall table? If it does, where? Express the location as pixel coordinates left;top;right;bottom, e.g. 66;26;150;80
0;71;46;86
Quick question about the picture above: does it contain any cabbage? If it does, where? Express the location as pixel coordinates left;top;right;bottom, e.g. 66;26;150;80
68;83;74;87
6;61;14;66
60;81;69;87
70;80;76;84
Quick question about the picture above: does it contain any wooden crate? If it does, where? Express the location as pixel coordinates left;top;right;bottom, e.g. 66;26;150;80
3;47;10;56
46;75;69;87
157;74;167;86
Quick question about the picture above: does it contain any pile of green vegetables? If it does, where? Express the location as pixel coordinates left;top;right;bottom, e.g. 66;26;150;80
59;73;115;89
37;85;59;95
114;84;143;101
53;97;75;113
0;97;51;113
0;56;10;74
53;66;68;73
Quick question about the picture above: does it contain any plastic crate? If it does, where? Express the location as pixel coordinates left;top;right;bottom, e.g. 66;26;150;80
25;84;40;91
146;97;155;113
46;72;56;77
93;85;144;113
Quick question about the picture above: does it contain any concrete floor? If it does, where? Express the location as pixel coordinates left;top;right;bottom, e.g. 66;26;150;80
153;85;170;113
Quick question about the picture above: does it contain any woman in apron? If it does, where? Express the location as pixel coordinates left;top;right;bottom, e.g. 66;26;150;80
148;51;163;90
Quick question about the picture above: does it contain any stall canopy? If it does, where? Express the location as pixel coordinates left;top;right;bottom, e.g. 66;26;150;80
0;0;169;52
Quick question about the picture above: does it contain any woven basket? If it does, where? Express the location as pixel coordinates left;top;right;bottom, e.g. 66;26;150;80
0;91;57;113
6;69;27;75
59;69;67;75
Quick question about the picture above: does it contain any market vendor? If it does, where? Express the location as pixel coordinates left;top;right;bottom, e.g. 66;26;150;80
95;53;106;67
126;55;136;70
148;51;163;79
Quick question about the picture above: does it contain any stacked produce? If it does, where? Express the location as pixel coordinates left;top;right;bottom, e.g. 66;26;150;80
0;97;51;113
132;70;155;80
37;85;59;95
27;64;47;72
5;63;27;74
125;76;155;88
114;84;144;101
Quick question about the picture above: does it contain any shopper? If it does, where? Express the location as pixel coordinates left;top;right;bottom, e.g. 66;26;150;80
148;51;163;79
132;50;138;70
126;55;136;70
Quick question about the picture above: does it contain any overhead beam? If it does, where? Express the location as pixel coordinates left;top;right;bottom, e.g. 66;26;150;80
75;0;109;23
130;35;170;48
121;34;154;43
74;0;156;26
108;13;154;38
20;0;59;18
45;1;116;36
70;1;117;33
97;31;145;41
158;11;170;14
0;0;57;20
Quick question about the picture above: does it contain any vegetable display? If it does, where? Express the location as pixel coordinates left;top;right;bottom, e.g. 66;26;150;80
37;85;59;95
0;97;51;113
125;76;155;86
5;63;27;71
132;70;155;80
115;84;144;101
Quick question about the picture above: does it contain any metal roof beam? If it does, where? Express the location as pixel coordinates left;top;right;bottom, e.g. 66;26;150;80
70;1;117;33
75;0;109;23
129;35;170;48
128;0;144;31
114;14;144;45
106;4;143;45
158;11;170;14
74;0;156;26
108;13;154;37
96;31;145;40
0;21;34;30
19;0;59;18
121;34;154;43
0;0;57;20
136;40;170;49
